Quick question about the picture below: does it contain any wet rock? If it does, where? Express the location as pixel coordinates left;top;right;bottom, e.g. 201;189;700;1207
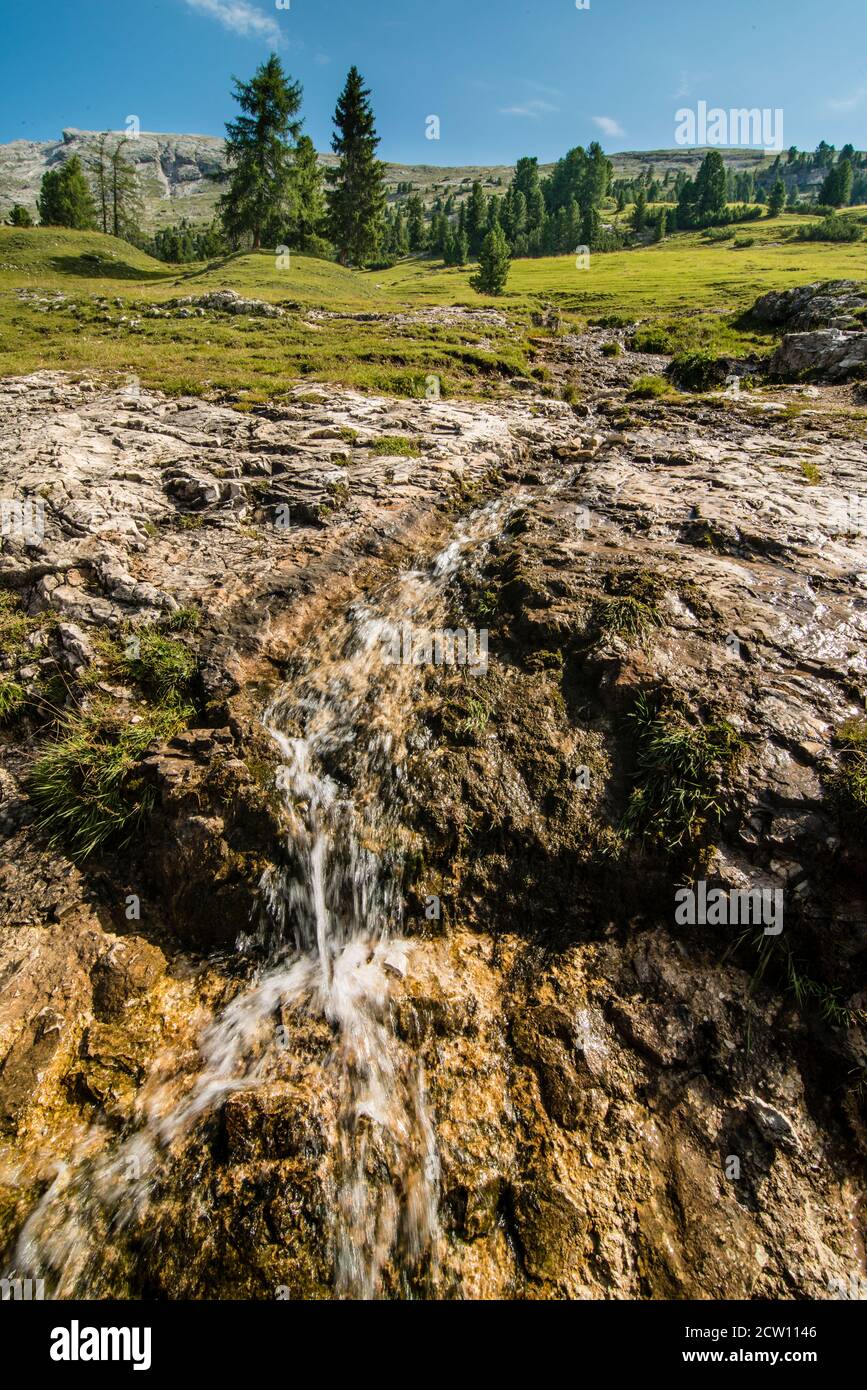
512;1180;588;1283
224;1085;327;1162
91;938;167;1021
745;1095;800;1151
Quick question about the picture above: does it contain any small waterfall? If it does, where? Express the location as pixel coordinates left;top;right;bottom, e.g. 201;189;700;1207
10;497;515;1301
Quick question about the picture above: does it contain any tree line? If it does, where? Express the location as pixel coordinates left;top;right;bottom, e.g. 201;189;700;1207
9;54;866;290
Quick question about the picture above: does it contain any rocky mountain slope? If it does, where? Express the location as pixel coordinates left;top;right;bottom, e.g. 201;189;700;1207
0;128;784;228
0;292;865;1299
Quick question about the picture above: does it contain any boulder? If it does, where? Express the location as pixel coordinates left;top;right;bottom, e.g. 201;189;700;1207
768;328;867;383
751;279;867;331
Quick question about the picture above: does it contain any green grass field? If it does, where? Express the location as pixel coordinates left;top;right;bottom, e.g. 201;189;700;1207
0;215;865;402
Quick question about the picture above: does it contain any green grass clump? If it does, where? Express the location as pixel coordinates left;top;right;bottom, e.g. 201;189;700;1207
601;341;622;358
30;699;191;858
629;374;674;400
833;718;867;823
367;436;422;457
119;629;197;703
159;605;202;633
669;351;722;392
591;595;662;643
0;591;40;660
800;461;822;485
0;677;26;724
622;693;744;850
455;698;490;739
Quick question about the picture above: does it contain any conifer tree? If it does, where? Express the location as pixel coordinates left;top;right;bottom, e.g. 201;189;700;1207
109;139;143;239
406;194;426;252
38;156;97;229
466;181;489;257
767;177;786;217
289;135;326;248
470;225;511;296
219;53;303;250
327;67;386;266
86;133;113;234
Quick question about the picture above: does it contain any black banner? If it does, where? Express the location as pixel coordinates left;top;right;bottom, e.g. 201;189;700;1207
1;1297;861;1376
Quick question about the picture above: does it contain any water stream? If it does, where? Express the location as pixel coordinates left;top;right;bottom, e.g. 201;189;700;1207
11;495;518;1300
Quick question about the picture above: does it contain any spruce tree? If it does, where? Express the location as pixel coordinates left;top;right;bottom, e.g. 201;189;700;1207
8;205;33;227
695;151;727;222
768;178;786;218
820;158;853;208
219;54;303;250
327;67;386;266
470;225;511;296
38;156;97;229
289;135;325;249
406;194;426;252
466;181;488;257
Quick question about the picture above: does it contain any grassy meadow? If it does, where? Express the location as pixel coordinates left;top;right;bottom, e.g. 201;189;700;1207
0;212;865;404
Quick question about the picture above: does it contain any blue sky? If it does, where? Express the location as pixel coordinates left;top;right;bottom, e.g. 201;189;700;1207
1;0;866;163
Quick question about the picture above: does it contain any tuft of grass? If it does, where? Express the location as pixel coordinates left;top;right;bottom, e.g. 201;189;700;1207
0;677;26;724
669;351;722;392
800;461;822;485
622;692;744;850
833;717;867;823
159;605;202;632
735;927;866;1030
629;374;674;400
591;594;662;643
455;698;490;738
601;341;623;358
0;590;40;660
118;629;197;703
367;436;422;457
30;698;192;859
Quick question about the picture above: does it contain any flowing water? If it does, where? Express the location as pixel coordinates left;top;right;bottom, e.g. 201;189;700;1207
11;496;518;1300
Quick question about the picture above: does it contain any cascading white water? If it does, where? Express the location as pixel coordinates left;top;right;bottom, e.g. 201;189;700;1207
11;497;516;1300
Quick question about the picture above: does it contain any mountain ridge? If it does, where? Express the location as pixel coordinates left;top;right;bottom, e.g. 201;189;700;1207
0;127;790;229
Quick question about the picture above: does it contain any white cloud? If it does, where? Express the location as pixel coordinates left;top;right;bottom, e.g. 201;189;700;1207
524;81;563;100
182;0;282;43
593;115;625;137
315;52;331;65
827;86;867;113
499;99;559;119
